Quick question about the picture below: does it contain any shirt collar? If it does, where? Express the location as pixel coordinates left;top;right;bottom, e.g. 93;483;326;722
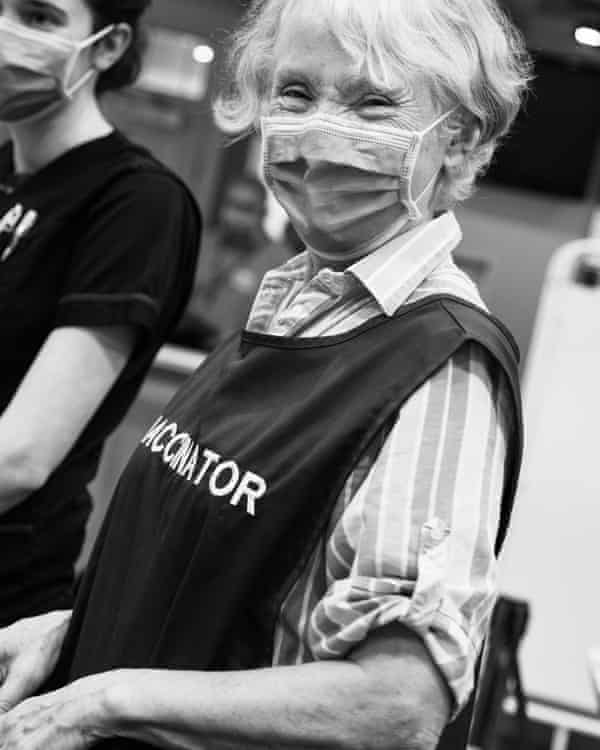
348;211;463;316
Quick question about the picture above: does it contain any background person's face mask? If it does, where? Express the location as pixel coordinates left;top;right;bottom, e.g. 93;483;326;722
0;18;114;123
262;109;453;263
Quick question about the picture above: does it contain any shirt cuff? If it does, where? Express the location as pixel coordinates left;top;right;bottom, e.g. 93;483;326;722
307;520;495;717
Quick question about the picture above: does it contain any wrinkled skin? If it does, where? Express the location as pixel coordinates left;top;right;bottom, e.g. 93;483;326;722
0;671;119;750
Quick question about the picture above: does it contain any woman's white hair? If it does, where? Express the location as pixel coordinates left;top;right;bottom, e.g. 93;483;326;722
214;0;533;209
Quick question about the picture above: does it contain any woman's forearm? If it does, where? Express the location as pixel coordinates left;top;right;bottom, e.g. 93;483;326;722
99;629;449;750
0;325;135;516
0;439;49;513
106;663;402;750
0;626;448;749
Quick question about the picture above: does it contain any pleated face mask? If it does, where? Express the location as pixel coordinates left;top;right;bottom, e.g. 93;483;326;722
262;109;454;262
0;17;114;123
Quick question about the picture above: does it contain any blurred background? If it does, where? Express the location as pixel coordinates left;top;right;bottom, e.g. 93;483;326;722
19;2;596;747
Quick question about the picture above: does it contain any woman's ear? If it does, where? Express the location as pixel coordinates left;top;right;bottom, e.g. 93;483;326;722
93;23;133;73
443;124;481;171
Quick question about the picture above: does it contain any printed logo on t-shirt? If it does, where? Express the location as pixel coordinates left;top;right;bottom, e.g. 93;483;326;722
0;203;39;262
140;416;267;517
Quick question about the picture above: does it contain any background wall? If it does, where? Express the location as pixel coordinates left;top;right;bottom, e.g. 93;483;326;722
498;240;600;715
102;0;247;224
455;183;591;365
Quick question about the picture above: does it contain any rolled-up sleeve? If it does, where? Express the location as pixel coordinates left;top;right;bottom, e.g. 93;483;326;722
307;342;513;714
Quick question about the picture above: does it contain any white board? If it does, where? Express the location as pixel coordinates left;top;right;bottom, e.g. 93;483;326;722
499;239;600;714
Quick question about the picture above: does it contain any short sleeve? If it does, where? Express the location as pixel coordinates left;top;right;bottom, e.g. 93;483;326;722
55;170;201;337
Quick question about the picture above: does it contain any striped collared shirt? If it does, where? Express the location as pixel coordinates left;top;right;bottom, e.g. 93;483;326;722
247;212;513;713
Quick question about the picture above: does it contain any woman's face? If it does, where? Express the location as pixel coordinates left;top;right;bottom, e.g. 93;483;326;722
268;7;452;217
0;0;110;107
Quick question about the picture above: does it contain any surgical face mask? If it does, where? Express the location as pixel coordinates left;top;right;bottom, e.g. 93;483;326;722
0;18;114;123
262;109;454;263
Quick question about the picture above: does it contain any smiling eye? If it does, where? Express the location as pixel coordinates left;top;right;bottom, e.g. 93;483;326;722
275;83;313;112
280;85;311;100
359;94;395;108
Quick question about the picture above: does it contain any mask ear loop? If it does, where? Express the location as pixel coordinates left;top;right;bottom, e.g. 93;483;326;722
260;117;277;188
404;106;459;222
63;24;116;98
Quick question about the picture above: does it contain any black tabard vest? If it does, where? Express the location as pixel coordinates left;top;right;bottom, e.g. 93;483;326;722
54;295;523;747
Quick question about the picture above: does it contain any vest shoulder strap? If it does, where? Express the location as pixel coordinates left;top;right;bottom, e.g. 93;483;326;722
434;296;523;553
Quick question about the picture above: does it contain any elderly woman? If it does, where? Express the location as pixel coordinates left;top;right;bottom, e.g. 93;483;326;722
0;0;530;749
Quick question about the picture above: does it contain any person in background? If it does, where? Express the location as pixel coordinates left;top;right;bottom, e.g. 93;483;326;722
0;0;201;626
173;173;287;350
0;0;530;749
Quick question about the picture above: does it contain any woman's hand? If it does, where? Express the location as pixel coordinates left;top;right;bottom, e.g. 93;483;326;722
0;672;121;750
0;611;71;713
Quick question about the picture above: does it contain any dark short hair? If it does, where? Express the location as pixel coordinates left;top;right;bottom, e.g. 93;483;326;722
85;0;152;94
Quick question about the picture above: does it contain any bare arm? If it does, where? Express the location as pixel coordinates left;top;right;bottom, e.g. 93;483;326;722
0;325;135;515
115;625;450;750
0;624;450;750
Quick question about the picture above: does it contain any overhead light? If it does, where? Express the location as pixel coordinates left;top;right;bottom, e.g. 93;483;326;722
192;44;215;64
574;26;600;48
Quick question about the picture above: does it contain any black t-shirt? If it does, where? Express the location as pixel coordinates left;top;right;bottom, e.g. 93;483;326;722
0;131;201;523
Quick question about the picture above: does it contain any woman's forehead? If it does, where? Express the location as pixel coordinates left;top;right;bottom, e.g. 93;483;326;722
275;0;382;48
272;6;420;97
273;12;358;76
